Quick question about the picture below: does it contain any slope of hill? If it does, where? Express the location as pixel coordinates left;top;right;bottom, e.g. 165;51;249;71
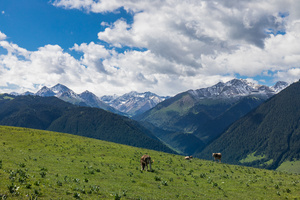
197;81;300;171
0;126;299;199
194;96;266;143
0;95;175;154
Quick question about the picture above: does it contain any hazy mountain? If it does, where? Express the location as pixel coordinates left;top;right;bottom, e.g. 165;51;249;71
0;94;176;154
197;81;300;170
101;91;169;117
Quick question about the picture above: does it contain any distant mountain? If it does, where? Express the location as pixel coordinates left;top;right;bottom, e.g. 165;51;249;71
13;84;167;116
0;94;176;154
101;91;169;117
197;80;300;170
188;79;284;100
29;84;124;115
78;90;126;115
135;79;289;155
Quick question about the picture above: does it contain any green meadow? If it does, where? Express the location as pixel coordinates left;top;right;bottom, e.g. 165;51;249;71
0;126;299;199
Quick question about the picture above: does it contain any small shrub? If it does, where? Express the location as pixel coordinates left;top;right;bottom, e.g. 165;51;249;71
112;193;121;200
161;181;168;186
7;183;19;195
127;171;133;177
40;171;47;178
19;163;26;168
0;194;7;200
57;181;63;186
74;178;80;183
200;173;206;178
154;176;161;181
34;181;40;186
73;192;80;199
40;167;48;171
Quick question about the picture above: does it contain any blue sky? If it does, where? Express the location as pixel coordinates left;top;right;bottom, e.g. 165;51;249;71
0;0;132;52
0;0;300;96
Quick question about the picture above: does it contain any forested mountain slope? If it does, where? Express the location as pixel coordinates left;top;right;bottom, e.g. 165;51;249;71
0;94;175;154
197;81;300;170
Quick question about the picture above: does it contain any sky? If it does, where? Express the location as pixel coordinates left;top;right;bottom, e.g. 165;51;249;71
0;0;300;97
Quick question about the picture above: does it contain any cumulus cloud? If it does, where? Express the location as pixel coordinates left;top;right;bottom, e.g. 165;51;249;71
0;31;7;40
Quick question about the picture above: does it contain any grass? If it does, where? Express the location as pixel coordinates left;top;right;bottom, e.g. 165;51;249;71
0;125;300;199
277;160;300;174
239;152;266;163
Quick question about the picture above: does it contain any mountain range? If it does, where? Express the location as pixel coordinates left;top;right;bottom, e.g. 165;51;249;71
134;79;288;155
14;84;167;117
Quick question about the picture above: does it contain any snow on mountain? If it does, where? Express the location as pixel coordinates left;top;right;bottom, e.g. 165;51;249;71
78;90;125;115
35;86;56;97
271;81;289;93
34;84;121;114
35;84;83;105
101;91;169;117
188;79;288;100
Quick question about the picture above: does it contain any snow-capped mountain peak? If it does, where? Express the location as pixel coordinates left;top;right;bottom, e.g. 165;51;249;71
51;84;71;95
272;81;289;93
101;91;169;116
35;86;56;97
189;79;289;99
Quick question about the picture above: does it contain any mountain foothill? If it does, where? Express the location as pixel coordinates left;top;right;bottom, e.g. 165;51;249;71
2;78;300;172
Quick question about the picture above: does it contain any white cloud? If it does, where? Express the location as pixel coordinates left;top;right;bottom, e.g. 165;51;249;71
51;0;121;13
0;31;7;40
1;0;300;96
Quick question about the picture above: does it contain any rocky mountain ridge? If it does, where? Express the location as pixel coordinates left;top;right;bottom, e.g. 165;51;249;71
101;91;169;116
188;79;288;100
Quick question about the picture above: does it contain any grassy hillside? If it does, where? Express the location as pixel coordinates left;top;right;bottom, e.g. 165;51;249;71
0;126;300;199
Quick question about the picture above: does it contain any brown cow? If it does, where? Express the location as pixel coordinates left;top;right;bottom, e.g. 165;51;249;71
185;156;193;160
212;153;222;162
140;155;152;171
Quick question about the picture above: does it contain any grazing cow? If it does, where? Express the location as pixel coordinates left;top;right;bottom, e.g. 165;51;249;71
212;153;222;162
185;156;193;160
140;155;152;171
